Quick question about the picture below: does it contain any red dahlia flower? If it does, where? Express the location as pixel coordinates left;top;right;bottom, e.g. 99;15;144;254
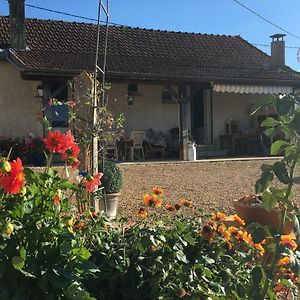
43;130;65;153
44;130;81;169
61;130;76;153
61;141;80;169
0;158;25;194
83;173;103;192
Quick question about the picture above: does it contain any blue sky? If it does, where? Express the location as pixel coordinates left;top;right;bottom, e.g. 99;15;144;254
1;0;300;71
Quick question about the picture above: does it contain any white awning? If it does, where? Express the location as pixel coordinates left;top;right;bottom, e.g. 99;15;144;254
213;84;293;94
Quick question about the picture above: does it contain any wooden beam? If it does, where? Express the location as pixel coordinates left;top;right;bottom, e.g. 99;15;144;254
163;85;179;101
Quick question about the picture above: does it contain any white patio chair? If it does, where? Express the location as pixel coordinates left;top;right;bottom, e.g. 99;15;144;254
128;131;146;161
106;136;119;160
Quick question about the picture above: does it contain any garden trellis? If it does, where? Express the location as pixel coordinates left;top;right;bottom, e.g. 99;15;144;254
92;0;110;210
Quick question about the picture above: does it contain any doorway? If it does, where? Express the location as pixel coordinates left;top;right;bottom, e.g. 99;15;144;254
191;88;212;145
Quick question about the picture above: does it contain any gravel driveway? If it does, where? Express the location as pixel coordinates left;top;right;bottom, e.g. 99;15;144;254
118;158;300;219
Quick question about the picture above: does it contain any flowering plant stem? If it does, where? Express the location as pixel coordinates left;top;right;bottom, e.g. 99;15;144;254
260;127;300;298
45;152;53;173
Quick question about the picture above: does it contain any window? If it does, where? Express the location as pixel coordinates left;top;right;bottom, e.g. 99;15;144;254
128;83;138;93
162;90;176;104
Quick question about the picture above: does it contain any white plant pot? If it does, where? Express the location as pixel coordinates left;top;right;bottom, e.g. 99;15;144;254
100;193;120;219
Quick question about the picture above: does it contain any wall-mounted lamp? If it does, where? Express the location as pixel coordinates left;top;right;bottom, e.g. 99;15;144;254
36;85;44;98
128;94;134;105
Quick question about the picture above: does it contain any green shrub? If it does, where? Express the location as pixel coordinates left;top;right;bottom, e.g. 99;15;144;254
83;212;259;300
100;160;123;194
0;167;97;299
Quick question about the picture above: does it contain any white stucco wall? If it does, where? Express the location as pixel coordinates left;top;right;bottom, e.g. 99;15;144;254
108;83;264;149
0;61;43;139
212;91;262;147
108;83;179;136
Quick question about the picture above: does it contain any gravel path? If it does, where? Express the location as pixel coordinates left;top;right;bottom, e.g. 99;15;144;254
118;158;300;219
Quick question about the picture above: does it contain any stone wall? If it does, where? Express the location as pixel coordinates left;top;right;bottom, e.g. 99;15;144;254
0;61;43;139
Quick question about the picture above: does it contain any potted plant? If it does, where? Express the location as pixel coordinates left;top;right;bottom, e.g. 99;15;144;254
233;194;293;234
232;94;300;237
99;160;123;218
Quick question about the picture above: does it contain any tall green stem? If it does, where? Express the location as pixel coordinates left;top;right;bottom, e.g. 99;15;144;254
45;152;53;173
260;144;300;298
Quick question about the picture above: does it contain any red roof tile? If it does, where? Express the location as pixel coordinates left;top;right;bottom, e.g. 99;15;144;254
0;16;299;83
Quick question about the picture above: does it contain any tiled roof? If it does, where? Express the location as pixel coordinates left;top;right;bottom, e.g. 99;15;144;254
0;16;299;83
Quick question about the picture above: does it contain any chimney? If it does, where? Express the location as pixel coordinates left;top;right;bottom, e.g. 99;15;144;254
9;0;26;50
270;33;286;69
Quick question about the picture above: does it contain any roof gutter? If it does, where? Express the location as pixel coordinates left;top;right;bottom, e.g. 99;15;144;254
0;48;26;71
12;64;300;88
106;71;300;87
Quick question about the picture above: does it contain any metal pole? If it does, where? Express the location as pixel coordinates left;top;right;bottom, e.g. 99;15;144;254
92;0;110;212
91;0;102;211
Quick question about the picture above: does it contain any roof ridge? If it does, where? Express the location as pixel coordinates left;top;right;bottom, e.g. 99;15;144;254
0;15;239;38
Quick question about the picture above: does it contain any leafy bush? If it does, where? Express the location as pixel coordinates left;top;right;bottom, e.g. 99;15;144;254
83;212;265;299
2;120;300;299
100;160;123;194
80;190;269;299
0;130;101;299
249;94;300;298
0;167;97;300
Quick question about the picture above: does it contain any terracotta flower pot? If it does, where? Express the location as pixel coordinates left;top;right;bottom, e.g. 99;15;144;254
233;196;293;235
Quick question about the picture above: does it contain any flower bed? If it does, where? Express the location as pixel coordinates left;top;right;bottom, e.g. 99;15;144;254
1;92;300;300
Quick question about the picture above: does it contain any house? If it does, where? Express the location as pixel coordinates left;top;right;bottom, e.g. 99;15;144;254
1;0;300;160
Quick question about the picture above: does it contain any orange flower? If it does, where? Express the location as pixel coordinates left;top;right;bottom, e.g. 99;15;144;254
278;256;290;266
90;211;98;218
0;158;25;194
233;214;245;226
217;224;230;240
143;193;152;206
237;230;253;245
228;226;239;236
165;203;175;211
137;207;148;218
152;187;163;195
143;194;162;207
154;197;163;208
208;220;217;230
212;212;226;221
200;224;215;241
83;173;103;192
179;199;193;207
74;222;85;230
254;243;265;256
281;236;297;251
